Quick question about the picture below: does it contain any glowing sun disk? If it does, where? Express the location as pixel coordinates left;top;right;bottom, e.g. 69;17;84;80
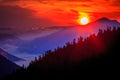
80;17;89;25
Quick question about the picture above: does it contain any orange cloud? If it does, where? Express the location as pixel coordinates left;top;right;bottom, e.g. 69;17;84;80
0;0;120;27
111;0;120;6
0;5;55;32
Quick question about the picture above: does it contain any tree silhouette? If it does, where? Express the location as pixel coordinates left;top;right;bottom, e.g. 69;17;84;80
3;27;120;80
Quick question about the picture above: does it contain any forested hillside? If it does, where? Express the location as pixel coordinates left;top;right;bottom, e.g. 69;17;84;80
4;27;120;80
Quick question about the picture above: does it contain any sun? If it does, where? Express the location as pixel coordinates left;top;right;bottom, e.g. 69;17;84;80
80;17;89;25
77;12;90;25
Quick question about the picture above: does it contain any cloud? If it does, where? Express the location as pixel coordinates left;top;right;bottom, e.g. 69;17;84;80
111;0;120;6
8;0;92;5
35;0;92;3
88;12;120;22
0;5;55;33
17;27;67;41
0;5;31;31
0;0;19;2
80;4;91;7
0;0;120;29
57;0;92;2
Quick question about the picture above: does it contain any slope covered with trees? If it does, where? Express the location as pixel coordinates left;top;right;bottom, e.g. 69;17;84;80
4;27;120;80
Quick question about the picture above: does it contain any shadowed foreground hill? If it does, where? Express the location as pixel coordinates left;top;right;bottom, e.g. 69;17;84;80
4;27;120;79
0;54;20;79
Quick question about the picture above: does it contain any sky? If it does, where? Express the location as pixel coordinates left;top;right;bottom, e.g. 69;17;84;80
0;0;120;32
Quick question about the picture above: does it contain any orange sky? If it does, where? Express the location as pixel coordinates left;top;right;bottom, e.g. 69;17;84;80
0;0;120;28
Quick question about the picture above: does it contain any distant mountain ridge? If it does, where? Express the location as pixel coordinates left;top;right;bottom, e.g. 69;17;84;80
17;17;120;54
0;17;120;67
91;17;120;23
1;18;120;54
86;17;120;28
4;25;120;80
0;48;24;62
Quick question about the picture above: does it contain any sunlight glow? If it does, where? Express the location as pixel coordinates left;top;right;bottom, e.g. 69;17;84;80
77;12;90;25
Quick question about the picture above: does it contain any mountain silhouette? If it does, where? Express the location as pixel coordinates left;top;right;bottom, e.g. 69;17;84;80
97;17;110;22
90;17;120;24
16;18;120;54
85;17;120;30
0;18;120;67
0;54;20;79
0;48;24;62
3;26;120;80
